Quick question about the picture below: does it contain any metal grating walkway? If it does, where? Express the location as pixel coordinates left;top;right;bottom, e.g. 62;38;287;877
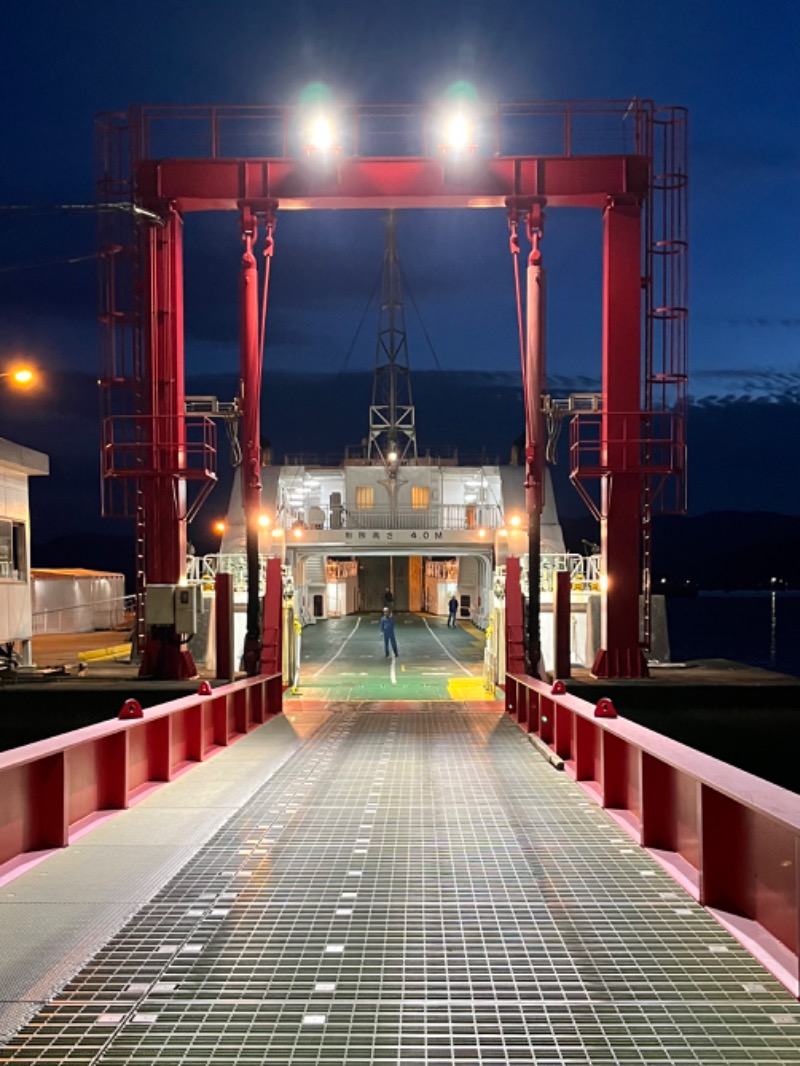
3;705;800;1064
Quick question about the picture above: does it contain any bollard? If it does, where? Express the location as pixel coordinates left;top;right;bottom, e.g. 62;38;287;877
594;697;617;719
119;698;143;720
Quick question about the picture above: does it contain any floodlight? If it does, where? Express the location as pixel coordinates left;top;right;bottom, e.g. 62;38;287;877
309;115;333;152
447;113;472;150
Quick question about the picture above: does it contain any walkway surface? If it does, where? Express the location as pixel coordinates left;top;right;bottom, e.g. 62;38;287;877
3;616;800;1063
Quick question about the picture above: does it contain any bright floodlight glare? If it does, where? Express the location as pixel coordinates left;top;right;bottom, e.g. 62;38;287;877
310;116;333;151
213;520;226;535
258;513;271;528
388;450;398;463
447;113;471;150
509;513;522;528
12;367;34;385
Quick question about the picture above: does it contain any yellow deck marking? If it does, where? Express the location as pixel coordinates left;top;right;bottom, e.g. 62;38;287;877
447;677;495;701
77;643;132;662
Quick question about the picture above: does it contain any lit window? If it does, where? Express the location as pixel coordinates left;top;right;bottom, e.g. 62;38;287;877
0;519;26;581
355;486;374;511
411;486;430;510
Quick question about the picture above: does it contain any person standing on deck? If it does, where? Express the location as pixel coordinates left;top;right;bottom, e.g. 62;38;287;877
380;607;398;658
448;594;459;628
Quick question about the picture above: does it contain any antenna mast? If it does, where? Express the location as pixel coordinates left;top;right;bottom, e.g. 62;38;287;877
367;211;418;470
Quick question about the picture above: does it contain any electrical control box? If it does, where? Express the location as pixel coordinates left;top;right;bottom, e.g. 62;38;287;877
144;582;202;635
174;583;201;635
144;584;177;626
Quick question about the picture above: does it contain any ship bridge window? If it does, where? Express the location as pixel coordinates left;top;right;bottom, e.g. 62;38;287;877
355;486;374;511
0;519;26;581
412;486;430;510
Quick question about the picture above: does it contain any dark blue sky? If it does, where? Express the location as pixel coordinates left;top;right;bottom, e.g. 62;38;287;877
1;1;799;525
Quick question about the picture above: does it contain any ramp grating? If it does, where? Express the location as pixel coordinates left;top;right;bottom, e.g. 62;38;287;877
3;706;800;1063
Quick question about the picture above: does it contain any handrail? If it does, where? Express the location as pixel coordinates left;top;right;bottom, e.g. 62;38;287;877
505;674;800;998
0;673;282;881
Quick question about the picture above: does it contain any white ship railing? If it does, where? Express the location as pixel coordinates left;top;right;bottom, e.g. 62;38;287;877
277;503;504;532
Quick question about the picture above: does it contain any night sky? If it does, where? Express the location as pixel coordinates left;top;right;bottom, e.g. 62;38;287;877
1;1;799;538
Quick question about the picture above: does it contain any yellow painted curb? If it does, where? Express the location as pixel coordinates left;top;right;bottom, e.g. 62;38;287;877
77;643;133;662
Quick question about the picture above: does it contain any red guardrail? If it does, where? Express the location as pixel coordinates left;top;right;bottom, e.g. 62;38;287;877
0;673;282;881
505;674;800;998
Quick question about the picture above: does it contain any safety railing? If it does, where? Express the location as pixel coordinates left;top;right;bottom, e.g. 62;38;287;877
0;673;282;880
505;674;800;999
123;99;655;166
278;503;503;532
539;553;601;594
32;594;135;634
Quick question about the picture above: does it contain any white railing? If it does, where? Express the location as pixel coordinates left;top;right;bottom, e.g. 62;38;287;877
32;594;135;634
539;553;601;594
189;553;601;598
277;503;503;532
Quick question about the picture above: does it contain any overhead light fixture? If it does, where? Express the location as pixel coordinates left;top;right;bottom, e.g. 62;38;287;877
309;115;333;151
446;113;472;150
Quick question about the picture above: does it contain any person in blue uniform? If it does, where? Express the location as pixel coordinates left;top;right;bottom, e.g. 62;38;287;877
380;607;398;658
448;594;458;627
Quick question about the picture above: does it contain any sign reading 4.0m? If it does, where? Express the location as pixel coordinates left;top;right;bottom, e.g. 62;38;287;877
344;530;445;542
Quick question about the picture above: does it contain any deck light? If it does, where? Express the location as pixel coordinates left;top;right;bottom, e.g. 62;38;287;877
508;513;522;528
213;520;226;536
258;513;271;528
309;115;333;152
446;113;472;150
2;364;37;389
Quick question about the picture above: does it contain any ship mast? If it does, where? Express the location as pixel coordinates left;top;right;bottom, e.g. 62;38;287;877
367;212;418;474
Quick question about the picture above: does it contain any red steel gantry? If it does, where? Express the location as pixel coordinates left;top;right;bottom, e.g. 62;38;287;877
96;100;687;680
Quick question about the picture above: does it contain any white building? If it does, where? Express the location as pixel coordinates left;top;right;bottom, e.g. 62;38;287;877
0;438;49;665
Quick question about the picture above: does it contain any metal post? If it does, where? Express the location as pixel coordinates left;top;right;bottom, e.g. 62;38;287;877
239;209;262;676
214;571;234;681
592;197;648;678
553;569;571;680
524;205;546;679
139;207;195;679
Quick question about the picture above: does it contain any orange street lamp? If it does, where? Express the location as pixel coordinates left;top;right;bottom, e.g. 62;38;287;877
213;519;226;536
2;365;37;389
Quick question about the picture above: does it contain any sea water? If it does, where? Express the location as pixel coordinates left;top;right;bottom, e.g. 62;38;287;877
665;591;800;679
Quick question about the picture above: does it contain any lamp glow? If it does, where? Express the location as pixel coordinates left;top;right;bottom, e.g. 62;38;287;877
509;513;522;528
213;520;226;536
447;113;471;150
310;116;333;151
2;365;37;389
